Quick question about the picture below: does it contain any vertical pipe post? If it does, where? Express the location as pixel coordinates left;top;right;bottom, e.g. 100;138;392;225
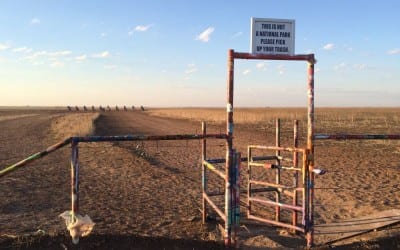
71;140;79;215
202;122;207;224
302;149;310;237
225;49;235;246
71;139;80;243
293;120;299;232
247;146;252;217
275;118;281;222
233;151;241;248
306;57;315;247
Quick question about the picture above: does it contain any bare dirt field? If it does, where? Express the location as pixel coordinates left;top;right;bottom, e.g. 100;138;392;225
0;108;400;249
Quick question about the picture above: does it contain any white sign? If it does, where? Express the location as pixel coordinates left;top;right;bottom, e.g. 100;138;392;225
250;18;295;55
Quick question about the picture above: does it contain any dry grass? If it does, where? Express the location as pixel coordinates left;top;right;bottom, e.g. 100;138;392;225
148;107;400;134
148;108;306;124
51;113;99;140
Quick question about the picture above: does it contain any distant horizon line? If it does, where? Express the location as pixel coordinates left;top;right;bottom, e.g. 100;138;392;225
0;105;399;109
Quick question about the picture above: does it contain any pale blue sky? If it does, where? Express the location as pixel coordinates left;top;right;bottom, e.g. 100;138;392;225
0;0;399;107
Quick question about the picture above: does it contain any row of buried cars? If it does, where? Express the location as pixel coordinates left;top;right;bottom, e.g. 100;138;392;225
67;105;145;111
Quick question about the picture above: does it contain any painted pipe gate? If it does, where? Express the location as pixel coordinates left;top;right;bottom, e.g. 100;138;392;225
0;49;317;248
225;49;317;247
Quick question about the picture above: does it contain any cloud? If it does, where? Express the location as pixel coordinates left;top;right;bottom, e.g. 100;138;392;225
74;54;87;61
242;69;251;75
196;27;215;42
30;18;41;25
387;48;400;55
100;32;107;37
231;31;243;38
12;47;31;53
322;43;335;50
48;50;71;57
0;43;10;50
92;51;110;58
256;62;267;71
129;24;152;36
185;63;198;74
135;24;152;32
28;50;71;58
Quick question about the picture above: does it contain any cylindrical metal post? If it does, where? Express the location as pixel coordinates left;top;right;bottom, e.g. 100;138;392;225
293;120;299;232
202;122;207;224
306;58;315;248
225;49;235;246
71;140;80;243
247;146;252;217
71;140;79;216
275;119;281;222
232;151;241;248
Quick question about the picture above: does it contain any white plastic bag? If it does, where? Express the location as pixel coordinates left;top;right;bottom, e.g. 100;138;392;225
60;211;95;244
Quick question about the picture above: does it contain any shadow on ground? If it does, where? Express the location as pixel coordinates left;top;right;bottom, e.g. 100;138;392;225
0;233;225;250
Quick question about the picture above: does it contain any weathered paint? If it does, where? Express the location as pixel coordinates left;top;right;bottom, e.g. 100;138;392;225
201;122;207;224
315;134;400;140
0;137;71;178
275;119;281;222
307;61;315;248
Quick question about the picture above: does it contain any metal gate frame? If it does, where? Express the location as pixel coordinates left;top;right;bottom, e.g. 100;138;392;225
226;49;316;247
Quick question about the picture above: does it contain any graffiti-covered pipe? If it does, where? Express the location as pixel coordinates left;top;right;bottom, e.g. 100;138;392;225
249;197;303;212
71;141;79;216
201;122;207;224
315;134;400;140
275;119;281;222
203;193;226;221
233;52;315;63
248;145;304;153
293;120;299;231
306;58;315;248
0;137;71;178
233;151;241;248
247;146;252;218
71;140;80;243
203;161;225;180
73;133;227;143
248;215;305;233
224;49;235;246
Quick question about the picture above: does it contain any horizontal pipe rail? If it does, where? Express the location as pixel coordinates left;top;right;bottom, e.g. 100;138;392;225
250;180;296;190
206;155;280;164
203;161;226;180
73;133;227;143
233;52;316;64
249;162;302;172
207;187;278;197
249;197;303;212
248;145;306;153
1;133;228;179
203;193;226;221
0;137;72;178
314;134;400;140
247;214;305;233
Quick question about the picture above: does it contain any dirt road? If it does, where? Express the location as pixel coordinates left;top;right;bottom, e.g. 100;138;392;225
1;110;399;249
